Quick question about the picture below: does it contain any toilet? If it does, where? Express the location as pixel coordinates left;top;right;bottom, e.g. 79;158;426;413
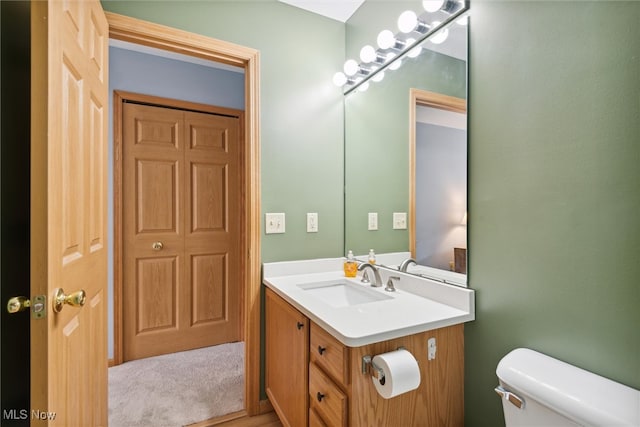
495;348;640;426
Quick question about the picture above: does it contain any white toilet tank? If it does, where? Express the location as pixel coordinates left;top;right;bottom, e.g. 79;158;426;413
495;348;640;426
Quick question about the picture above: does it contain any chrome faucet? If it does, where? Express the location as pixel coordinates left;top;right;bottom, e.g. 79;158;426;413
358;263;383;287
399;258;417;272
385;276;400;292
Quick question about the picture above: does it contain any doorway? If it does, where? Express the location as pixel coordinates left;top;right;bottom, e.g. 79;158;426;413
409;88;467;266
107;12;262;417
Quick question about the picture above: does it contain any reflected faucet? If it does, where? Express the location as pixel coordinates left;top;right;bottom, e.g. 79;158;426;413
358;263;383;287
399;258;417;272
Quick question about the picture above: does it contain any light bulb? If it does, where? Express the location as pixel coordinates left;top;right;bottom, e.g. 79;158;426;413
377;30;395;49
389;58;402;71
456;15;468;26
430;22;449;44
333;72;347;87
423;0;445;13
360;45;377;63
397;10;418;33
358;81;370;92
372;71;385;82
406;39;422;58
343;59;359;76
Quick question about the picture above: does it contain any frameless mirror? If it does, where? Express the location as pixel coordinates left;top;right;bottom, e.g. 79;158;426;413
344;1;468;286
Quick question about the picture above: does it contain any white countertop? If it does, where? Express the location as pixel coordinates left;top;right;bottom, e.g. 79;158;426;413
263;258;475;347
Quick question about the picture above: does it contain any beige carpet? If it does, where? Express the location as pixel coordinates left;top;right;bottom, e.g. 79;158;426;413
109;342;244;427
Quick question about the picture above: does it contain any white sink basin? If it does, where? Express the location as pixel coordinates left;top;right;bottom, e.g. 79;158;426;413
297;280;393;308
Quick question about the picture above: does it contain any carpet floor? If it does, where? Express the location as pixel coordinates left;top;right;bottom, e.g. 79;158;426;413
109;342;244;427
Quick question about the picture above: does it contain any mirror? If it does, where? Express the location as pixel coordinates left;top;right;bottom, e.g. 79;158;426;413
344;2;468;285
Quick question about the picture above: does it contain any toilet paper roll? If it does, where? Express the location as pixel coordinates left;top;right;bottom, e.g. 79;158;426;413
371;349;421;399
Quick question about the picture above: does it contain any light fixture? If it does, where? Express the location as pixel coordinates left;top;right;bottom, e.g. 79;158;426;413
343;59;359;76
360;45;377;63
372;71;385;82
429;22;449;44
389;57;402;71
376;29;396;50
398;10;430;34
333;0;468;94
423;0;445;13
333;72;348;87
406;38;422;58
398;10;417;33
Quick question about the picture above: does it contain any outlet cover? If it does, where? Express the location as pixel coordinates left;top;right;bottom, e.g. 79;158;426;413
393;212;407;229
265;213;285;234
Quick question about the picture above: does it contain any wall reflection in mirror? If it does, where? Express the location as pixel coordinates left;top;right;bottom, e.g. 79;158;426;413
344;1;468;286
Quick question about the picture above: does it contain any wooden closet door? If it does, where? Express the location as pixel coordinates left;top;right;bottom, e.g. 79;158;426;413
122;102;242;361
184;110;242;347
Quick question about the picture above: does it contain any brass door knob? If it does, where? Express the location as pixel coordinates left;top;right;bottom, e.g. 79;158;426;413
7;296;31;314
152;241;164;251
53;288;86;313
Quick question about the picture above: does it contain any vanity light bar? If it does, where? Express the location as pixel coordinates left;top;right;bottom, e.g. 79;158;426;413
336;0;468;96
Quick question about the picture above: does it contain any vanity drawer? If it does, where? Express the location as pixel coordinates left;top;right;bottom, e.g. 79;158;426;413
310;322;349;385
309;362;347;427
309;407;328;427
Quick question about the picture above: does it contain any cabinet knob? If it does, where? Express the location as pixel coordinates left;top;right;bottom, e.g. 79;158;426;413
296;321;304;330
318;346;326;355
316;392;325;402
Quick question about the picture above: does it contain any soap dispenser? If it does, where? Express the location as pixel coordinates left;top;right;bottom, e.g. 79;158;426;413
368;249;376;265
344;250;357;278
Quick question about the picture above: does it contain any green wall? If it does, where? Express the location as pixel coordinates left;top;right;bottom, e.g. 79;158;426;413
466;1;640;425
102;0;345;262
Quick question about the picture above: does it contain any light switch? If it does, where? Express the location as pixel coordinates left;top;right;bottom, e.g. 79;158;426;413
393;212;407;229
265;213;285;234
306;213;318;233
368;212;378;230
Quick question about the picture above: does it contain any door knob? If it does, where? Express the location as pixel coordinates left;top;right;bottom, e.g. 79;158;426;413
53;288;86;313
152;241;164;251
7;296;31;314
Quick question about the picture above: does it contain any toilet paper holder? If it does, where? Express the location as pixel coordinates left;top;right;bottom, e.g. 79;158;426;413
362;347;407;382
362;355;385;382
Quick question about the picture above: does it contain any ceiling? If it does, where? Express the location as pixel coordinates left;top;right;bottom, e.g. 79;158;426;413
278;0;366;22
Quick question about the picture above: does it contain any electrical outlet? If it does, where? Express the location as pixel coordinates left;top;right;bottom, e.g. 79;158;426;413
393;212;407;229
265;213;285;234
368;212;378;230
307;213;318;233
427;337;437;360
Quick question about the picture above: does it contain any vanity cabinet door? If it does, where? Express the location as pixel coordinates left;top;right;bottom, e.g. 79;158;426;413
265;288;310;427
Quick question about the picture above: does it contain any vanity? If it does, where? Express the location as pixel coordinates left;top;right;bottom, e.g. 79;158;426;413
264;258;475;427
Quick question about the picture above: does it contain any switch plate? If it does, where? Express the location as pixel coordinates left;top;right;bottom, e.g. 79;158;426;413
265;213;285;234
393;212;407;229
368;212;378;230
306;213;318;233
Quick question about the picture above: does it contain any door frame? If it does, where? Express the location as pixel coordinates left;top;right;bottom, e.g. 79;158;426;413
409;89;466;258
107;12;262;416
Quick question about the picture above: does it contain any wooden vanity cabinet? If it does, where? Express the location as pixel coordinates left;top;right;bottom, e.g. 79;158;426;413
266;288;465;427
265;288;310;427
